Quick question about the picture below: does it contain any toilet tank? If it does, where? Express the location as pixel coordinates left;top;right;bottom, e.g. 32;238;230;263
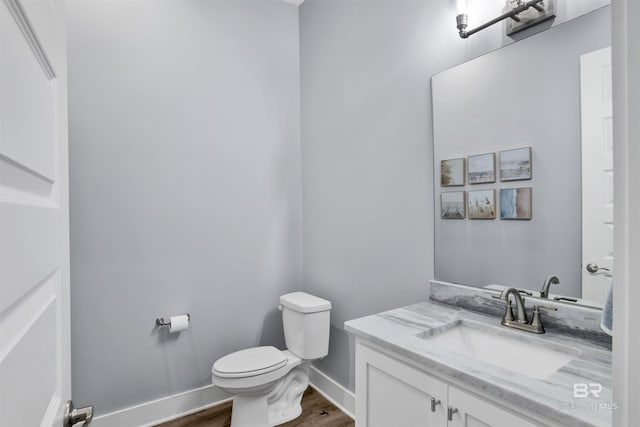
279;292;332;359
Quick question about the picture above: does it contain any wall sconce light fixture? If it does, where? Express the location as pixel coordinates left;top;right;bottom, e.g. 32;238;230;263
456;0;556;39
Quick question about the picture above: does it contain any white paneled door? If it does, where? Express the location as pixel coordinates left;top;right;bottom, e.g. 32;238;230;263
580;47;613;304
0;0;71;426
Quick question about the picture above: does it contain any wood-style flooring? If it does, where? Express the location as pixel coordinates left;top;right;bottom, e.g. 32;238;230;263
154;386;354;427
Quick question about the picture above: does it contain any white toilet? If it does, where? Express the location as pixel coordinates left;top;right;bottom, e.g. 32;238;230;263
211;292;332;427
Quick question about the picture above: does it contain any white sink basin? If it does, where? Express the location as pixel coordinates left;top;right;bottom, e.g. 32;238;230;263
419;320;580;380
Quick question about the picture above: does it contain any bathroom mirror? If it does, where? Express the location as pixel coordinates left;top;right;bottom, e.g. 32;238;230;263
431;7;611;305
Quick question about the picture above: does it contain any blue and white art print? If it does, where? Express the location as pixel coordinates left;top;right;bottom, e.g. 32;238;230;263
500;187;532;219
500;147;532;181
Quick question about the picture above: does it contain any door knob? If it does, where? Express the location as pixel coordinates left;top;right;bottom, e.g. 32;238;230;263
64;400;93;427
586;263;609;273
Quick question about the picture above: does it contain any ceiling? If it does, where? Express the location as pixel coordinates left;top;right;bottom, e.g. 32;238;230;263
281;0;305;5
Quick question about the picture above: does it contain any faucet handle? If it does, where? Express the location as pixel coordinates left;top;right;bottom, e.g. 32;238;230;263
504;299;515;322
530;304;557;334
493;295;515;321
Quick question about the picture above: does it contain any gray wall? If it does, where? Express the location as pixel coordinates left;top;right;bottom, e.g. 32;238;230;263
299;0;458;392
68;0;301;415
433;8;611;297
299;0;610;391
67;0;612;414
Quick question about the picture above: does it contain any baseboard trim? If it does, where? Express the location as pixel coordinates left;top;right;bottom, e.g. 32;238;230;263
90;384;231;427
309;366;355;419
90;366;354;427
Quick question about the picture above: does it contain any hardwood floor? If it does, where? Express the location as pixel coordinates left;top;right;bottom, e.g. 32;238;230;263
154;386;354;427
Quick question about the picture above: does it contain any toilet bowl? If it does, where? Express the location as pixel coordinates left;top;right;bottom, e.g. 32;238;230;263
211;292;331;427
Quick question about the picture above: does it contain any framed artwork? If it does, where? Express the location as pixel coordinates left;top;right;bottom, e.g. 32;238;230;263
500;147;532;181
500;187;532;219
468;189;496;219
467;153;496;184
441;191;466;219
441;158;465;186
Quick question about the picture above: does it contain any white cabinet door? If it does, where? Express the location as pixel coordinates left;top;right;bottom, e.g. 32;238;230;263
447;386;538;427
356;342;448;427
0;0;70;426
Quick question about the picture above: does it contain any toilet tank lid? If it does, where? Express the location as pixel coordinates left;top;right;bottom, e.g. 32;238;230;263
280;292;332;313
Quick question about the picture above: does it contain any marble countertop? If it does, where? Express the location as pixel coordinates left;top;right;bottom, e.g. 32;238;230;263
345;301;612;427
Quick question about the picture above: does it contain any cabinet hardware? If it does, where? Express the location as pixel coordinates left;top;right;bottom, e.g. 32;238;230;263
430;397;441;412
447;405;458;421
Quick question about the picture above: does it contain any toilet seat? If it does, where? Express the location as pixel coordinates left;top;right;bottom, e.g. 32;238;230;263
213;346;287;378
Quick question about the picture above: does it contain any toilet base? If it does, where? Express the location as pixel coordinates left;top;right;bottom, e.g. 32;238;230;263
231;393;270;427
228;362;310;427
267;363;310;425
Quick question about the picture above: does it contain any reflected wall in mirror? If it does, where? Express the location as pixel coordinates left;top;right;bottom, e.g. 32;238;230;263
431;6;611;304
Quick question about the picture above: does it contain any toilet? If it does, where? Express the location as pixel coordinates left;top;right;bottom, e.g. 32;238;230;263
211;292;332;427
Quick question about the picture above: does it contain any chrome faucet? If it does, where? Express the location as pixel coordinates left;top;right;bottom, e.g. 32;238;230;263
540;275;559;298
493;287;558;334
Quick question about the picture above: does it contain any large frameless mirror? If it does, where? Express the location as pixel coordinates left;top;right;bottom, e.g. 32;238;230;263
431;7;611;307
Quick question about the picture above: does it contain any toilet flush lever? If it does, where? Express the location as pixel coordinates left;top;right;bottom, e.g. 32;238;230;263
64;400;93;427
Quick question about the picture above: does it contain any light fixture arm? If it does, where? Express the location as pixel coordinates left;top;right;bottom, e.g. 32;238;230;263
456;0;545;38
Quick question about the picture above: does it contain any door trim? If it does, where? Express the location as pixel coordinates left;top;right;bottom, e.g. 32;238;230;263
612;0;640;424
4;0;56;79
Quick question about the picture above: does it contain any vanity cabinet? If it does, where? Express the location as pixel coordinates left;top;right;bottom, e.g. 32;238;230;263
355;341;448;427
355;341;539;427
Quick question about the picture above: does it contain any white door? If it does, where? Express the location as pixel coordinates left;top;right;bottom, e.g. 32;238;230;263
0;0;71;426
580;46;613;304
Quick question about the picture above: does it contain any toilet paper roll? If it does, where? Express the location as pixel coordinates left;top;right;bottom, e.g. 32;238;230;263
169;315;189;333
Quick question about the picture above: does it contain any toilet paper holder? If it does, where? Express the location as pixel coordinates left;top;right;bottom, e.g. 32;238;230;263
155;313;190;327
